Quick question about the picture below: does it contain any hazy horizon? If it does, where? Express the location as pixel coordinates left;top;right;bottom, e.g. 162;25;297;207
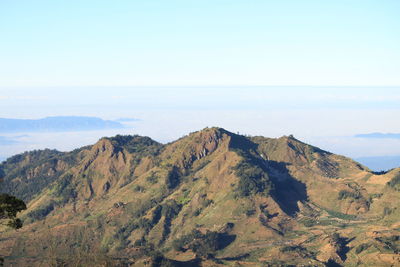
0;86;400;171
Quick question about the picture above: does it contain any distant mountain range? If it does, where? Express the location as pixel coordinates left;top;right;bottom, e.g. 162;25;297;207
0;127;399;266
0;116;125;133
355;133;400;139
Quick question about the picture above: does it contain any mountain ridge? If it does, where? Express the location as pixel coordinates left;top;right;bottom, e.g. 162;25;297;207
0;127;399;266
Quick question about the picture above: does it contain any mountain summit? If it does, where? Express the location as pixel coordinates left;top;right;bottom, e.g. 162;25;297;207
0;127;399;266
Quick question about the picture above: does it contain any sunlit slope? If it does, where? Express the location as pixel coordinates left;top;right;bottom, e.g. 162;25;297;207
0;128;399;266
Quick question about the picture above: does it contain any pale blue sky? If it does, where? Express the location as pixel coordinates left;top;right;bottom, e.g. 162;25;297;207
1;0;399;86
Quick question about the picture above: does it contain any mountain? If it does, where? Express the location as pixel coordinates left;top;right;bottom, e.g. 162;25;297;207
0;116;124;132
0;127;399;266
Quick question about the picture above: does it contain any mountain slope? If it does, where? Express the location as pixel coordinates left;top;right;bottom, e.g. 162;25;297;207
0;127;399;266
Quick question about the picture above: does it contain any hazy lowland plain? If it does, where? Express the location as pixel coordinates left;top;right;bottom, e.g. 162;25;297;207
0;127;399;266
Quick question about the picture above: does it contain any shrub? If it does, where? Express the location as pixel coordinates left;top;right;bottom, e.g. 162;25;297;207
355;243;371;254
161;200;182;241
387;174;400;191
245;209;256;217
193;209;202;217
165;166;180;190
299;217;317;227
133;185;145;192
28;201;55;221
338;190;361;200
146;172;159;184
172;229;236;258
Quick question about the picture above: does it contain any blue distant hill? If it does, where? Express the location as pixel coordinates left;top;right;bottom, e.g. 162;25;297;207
355;133;400;139
0;116;124;133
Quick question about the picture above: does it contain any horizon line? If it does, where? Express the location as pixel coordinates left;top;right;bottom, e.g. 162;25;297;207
1;85;400;89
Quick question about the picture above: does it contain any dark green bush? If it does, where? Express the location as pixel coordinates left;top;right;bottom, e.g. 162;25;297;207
146;172;159;184
108;135;162;157
355;243;371;254
27;201;55;221
172;229;236;258
299;217;317;227
234;161;272;197
165;166;181;190
338;190;361;200
387;174;400;191
133;185;145;192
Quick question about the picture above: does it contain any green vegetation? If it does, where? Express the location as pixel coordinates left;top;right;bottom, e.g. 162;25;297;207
133;185;145;192
165;166;181;190
161;200;182;242
376;235;400;253
146;172;159;184
387;173;400;191
338;190;361;200
27;201;55;221
383;207;395;216
234;160;272;197
0;194;26;229
108;135;162;157
280;245;315;258
325;209;358;220
172;229;235;258
299;217;318;227
355;243;371;254
52;174;76;204
0;149;66;202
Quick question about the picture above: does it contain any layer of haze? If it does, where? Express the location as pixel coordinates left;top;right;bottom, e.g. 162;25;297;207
0;87;399;165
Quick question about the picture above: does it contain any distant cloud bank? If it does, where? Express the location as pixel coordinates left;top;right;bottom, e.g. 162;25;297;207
115;118;141;122
355;133;400;139
0;136;19;145
0;116;126;133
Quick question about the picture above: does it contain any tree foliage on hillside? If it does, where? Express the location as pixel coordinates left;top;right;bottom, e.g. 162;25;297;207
0;149;74;202
234;160;272;197
172;229;235;259
387;173;400;191
108;135;163;156
0;194;26;229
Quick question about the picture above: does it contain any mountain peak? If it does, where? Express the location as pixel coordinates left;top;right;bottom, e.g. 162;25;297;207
0;128;399;267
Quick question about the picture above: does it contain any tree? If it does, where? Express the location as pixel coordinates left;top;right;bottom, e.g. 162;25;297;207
0;193;26;266
0;193;26;229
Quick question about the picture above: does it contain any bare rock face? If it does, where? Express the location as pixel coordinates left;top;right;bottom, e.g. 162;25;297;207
162;128;228;170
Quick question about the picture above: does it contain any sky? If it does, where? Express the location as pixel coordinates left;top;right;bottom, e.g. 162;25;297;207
0;0;400;86
0;1;399;168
